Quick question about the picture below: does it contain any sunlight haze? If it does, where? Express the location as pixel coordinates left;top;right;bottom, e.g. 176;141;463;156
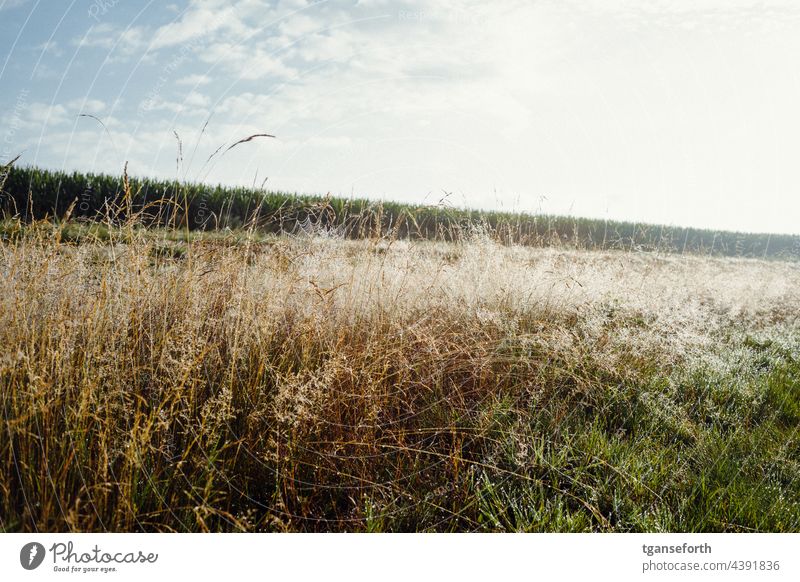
1;0;799;233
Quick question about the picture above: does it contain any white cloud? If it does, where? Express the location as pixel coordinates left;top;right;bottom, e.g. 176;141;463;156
34;40;63;58
176;73;212;86
184;91;210;108
137;95;209;115
0;0;32;11
200;41;297;80
148;2;251;51
67;98;107;115
73;23;116;50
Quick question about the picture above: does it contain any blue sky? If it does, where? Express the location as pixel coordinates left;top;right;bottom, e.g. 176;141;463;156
2;0;800;233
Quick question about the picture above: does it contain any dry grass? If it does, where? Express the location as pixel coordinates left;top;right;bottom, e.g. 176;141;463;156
2;223;800;531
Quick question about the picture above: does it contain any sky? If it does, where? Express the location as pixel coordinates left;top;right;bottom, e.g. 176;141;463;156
1;0;800;234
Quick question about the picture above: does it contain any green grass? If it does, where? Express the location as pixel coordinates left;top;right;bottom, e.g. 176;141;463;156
3;164;799;258
1;229;798;531
1;164;798;532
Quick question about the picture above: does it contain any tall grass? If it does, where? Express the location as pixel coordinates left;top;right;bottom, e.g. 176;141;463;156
3;164;800;258
1;210;799;531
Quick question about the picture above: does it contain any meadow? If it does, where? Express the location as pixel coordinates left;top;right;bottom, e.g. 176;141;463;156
1;165;799;532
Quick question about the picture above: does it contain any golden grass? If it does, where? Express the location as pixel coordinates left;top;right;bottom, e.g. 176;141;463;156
2;225;799;531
